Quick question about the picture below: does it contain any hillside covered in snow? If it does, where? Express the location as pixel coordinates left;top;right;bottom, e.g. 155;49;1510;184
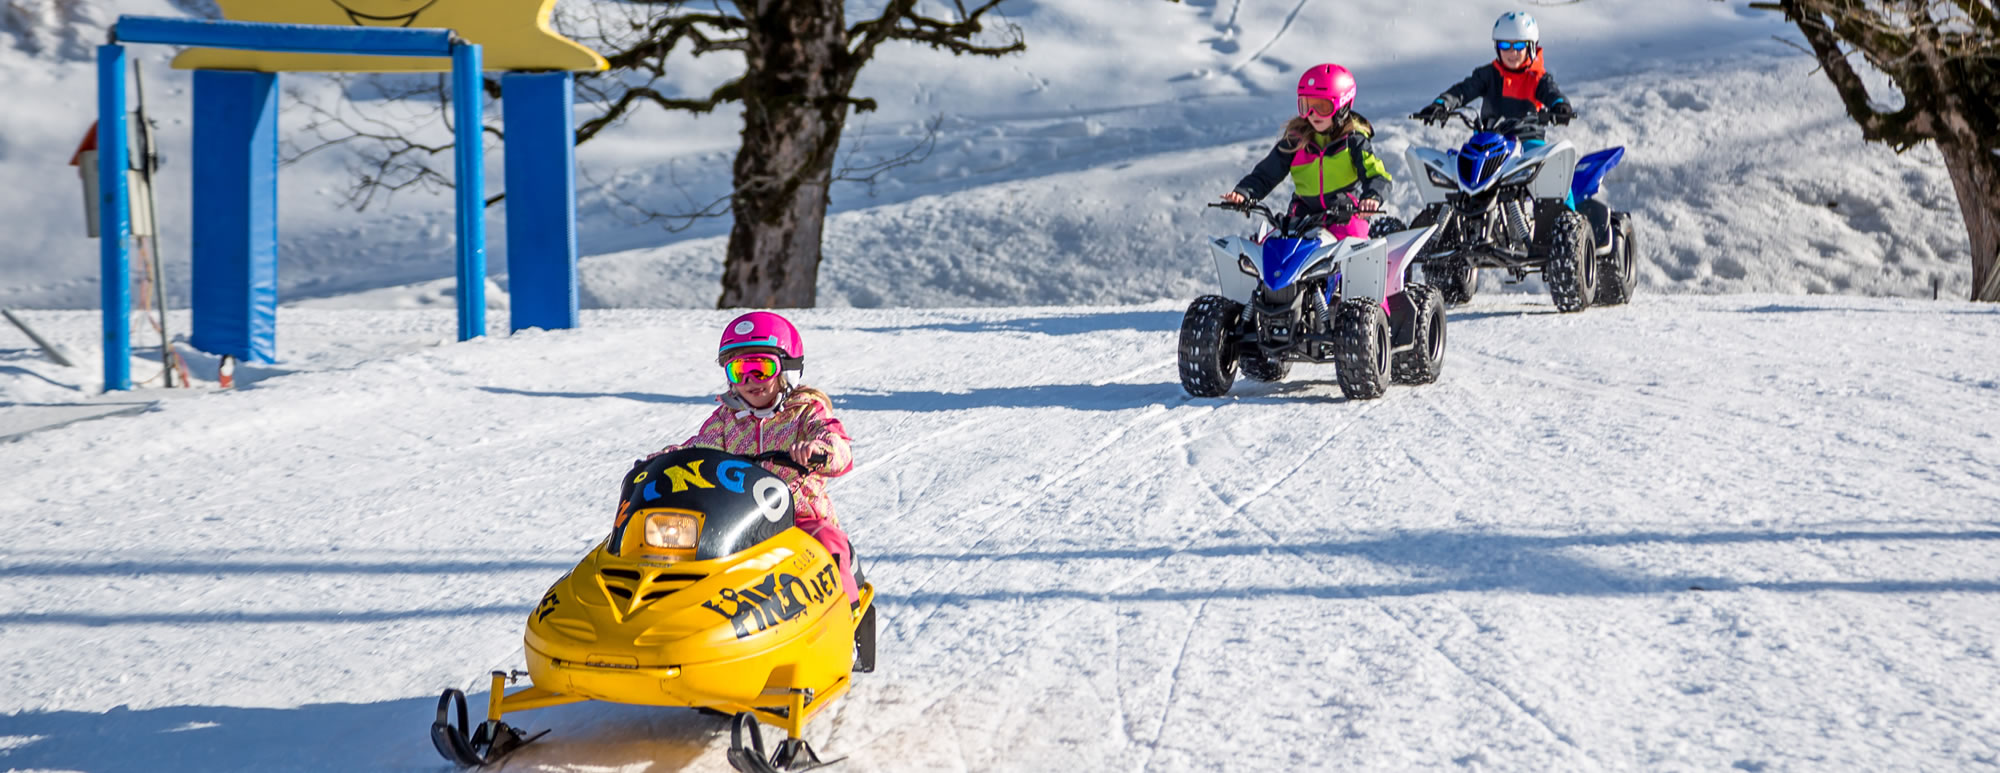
0;0;1979;312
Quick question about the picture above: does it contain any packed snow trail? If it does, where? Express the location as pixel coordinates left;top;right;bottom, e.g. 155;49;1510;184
2;296;1998;771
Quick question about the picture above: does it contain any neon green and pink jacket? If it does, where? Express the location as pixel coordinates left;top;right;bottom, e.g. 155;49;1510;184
1231;125;1394;217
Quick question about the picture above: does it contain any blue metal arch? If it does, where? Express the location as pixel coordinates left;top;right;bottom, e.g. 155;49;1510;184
97;15;492;390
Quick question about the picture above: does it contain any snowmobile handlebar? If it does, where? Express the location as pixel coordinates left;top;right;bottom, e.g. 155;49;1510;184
749;449;829;474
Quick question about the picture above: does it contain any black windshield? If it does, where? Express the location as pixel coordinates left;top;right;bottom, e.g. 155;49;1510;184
612;447;798;560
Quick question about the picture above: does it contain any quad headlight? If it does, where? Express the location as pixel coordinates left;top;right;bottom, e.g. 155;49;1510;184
1426;166;1456;188
1499;164;1541;186
1238;254;1259;277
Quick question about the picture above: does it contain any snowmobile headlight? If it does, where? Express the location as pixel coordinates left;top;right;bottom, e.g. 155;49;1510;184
1237;254;1258;277
1426;166;1455;188
1499;164;1540;186
643;512;701;551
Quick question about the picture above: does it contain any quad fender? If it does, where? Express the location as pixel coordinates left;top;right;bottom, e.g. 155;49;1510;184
1405;147;1456;206
1525;141;1579;201
1572;147;1625;200
1207;235;1261;305
1339;238;1394;305
1381;222;1439;296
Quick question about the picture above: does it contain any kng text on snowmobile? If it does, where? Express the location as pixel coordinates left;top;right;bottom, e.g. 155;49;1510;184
429;447;876;772
1405;107;1637;311
1179;198;1447;401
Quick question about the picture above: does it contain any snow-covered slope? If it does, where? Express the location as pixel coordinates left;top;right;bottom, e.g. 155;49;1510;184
0;0;1978;311
2;295;1999;771
3;3;1997;770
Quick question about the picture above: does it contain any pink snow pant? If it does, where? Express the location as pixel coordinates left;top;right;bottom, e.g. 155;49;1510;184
1289;195;1371;240
799;514;861;606
1325;213;1371;241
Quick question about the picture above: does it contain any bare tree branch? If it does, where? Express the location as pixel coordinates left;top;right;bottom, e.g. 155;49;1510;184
1781;0;1932;149
853;0;1024;65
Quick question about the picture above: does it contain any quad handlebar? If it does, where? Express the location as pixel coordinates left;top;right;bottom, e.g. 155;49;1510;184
1409;106;1565;132
1206;199;1382;238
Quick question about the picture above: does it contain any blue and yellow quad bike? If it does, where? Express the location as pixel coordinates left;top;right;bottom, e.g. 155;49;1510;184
430;447;876;772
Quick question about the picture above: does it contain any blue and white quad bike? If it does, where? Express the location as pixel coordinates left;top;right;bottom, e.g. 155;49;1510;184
1404;108;1636;312
1178;199;1446;401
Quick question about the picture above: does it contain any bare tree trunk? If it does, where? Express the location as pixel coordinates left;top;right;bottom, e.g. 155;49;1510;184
1772;0;2000;301
1936;128;2000;302
717;0;850;309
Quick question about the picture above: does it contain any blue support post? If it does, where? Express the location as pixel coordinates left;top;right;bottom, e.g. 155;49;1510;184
97;44;131;392
451;42;486;341
189;69;281;364
501;71;578;332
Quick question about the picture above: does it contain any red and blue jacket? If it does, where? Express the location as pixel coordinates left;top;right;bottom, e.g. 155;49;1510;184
1433;54;1569;140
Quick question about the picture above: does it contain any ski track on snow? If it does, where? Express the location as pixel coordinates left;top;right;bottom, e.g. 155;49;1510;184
841;398;1239;760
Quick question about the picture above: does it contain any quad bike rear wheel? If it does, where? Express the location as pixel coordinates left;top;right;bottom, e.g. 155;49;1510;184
1594;213;1637;305
1391;285;1447;385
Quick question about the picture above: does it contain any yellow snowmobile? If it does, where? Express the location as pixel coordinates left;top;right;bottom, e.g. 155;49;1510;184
430;447;876;772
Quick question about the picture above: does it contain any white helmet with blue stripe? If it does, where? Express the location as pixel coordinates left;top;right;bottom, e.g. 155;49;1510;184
1492;12;1540;44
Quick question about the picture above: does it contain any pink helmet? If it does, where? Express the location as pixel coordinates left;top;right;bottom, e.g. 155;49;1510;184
1296;63;1357;119
717;311;805;373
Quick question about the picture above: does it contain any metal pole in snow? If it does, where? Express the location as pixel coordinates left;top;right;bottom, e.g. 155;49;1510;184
2;309;80;367
134;58;174;387
97;43;132;392
450;40;486;342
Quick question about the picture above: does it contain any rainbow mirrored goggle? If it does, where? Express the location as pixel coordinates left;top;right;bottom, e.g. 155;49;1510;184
724;353;782;384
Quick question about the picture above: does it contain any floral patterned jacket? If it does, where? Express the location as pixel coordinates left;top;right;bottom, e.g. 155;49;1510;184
665;388;853;527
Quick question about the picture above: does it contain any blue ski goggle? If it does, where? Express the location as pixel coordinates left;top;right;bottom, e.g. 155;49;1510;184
1496;40;1533;51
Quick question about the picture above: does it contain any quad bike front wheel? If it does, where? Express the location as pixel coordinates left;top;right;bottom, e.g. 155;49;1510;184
1434;259;1477;307
1410;206;1476;306
1542;210;1598;313
1333;299;1391;400
1178;295;1242;397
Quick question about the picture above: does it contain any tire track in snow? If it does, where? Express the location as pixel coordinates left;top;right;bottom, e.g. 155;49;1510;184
1139;590;1217;773
844;399;1280;761
1167;387;1597;764
828;360;1205;757
884;402;1211;638
1226;0;1316;77
863;350;1188;598
1345;387;1609;760
1136;393;1387;769
845;416;985;482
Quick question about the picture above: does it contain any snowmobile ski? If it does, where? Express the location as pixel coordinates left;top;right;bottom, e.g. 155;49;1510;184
431;687;548;767
728;712;845;773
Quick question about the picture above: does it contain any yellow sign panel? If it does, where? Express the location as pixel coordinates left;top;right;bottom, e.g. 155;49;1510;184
171;0;607;73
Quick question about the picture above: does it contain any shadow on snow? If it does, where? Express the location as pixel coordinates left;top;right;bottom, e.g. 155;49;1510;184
0;696;728;773
869;525;2000;604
